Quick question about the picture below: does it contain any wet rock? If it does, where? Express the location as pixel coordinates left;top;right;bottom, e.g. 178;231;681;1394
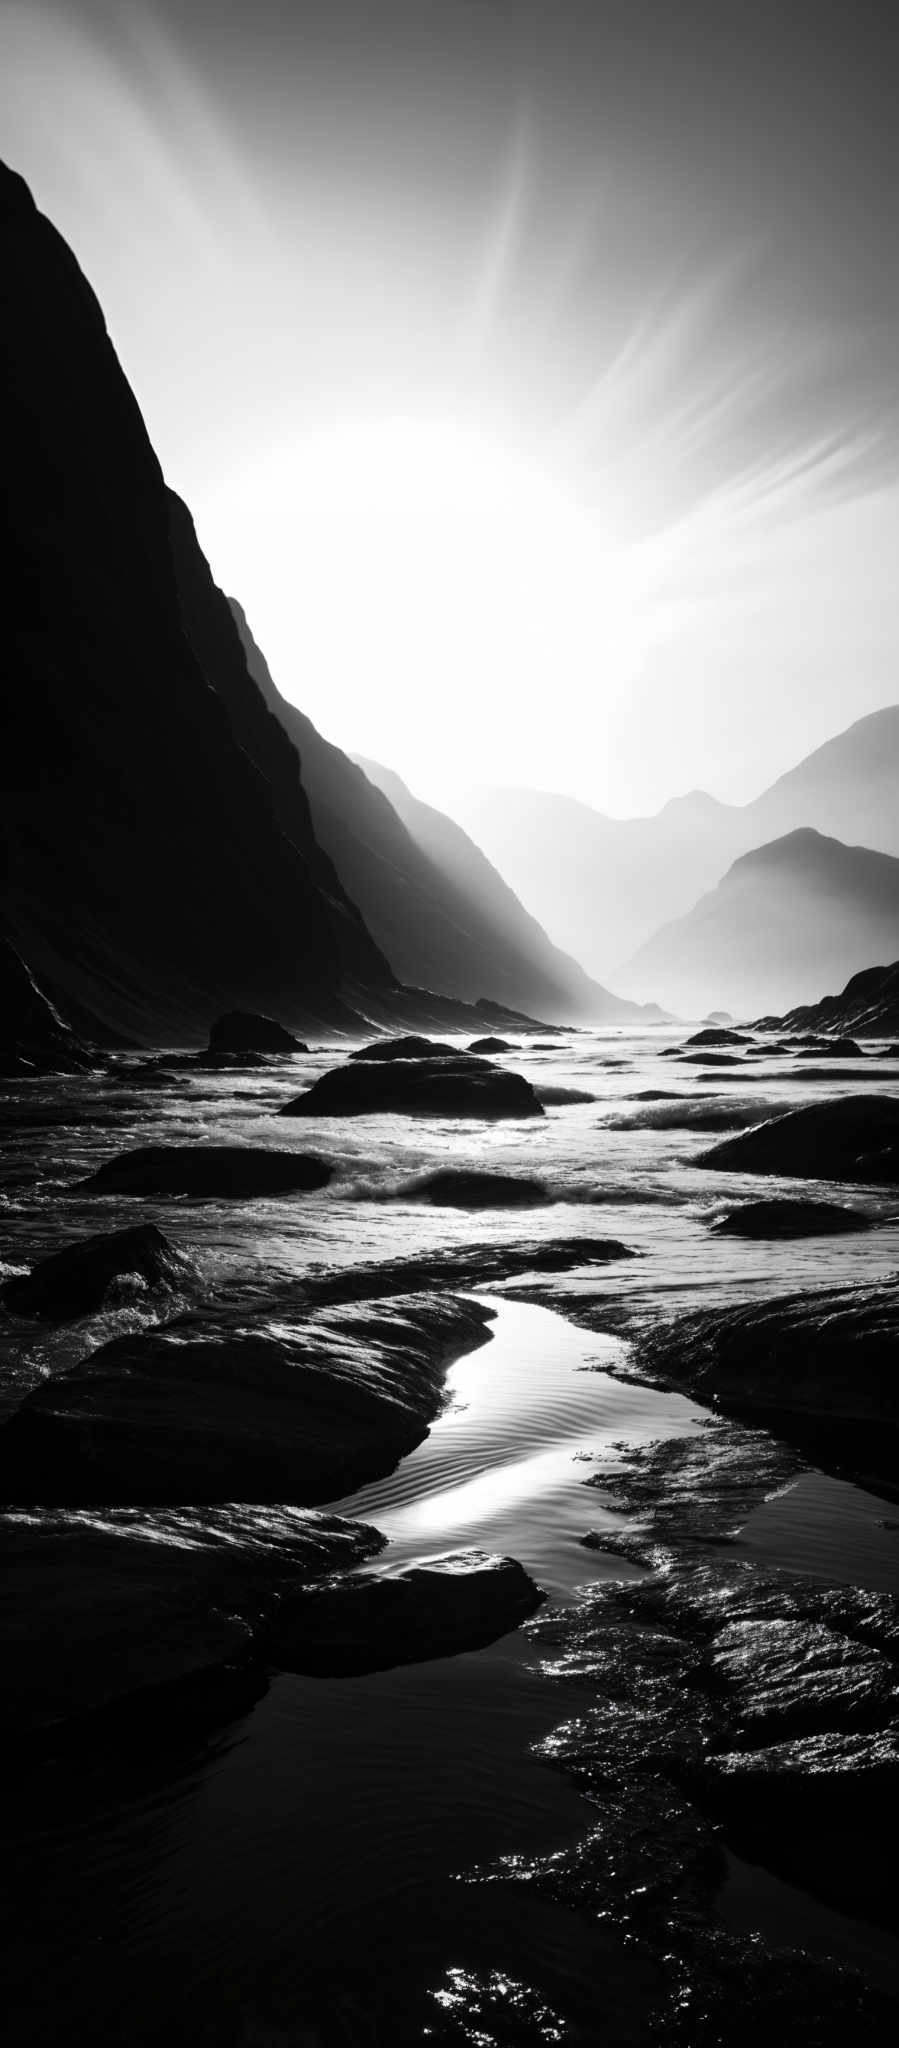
73;1144;332;1198
348;1035;458;1061
271;1549;544;1675
468;1035;512;1053
405;1169;551;1208
534;1084;596;1104
705;1731;899;1926
0;1224;192;1321
0;1292;496;1506
207;1011;308;1055
708;1198;875;1238
685;1028;752;1047
280;1054;544;1119
676;1051;746;1065
703;1617;899;1743
636;1281;899;1495
297;1236;637;1309
608;1097;786;1134
697;1094;899;1184
0;1504;383;1741
796;1037;865;1058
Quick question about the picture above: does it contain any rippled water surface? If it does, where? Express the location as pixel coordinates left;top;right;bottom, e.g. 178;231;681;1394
3;1026;899;2040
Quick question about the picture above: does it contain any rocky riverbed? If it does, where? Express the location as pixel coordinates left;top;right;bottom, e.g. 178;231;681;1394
2;1024;899;2042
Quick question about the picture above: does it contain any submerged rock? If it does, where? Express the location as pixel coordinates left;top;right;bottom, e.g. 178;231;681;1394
280;1054;543;1119
708;1198;875;1238
697;1094;899;1183
347;1035;457;1061
207;1011;307;1055
74;1144;332;1198
676;1051;746;1065
0;1504;383;1740
0;1292;496;1506
271;1549;544;1675
297;1237;637;1309
0;1224;192;1321
405;1168;551;1208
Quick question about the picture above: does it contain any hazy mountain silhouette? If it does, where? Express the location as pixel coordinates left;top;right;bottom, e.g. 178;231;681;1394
0;161;411;1045
228;604;648;1022
617;829;899;1018
461;706;899;981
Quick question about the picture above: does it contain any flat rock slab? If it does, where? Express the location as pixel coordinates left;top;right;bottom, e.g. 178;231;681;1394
708;1198;874;1238
271;1549;545;1674
697;1094;899;1184
73;1144;332;1197
0;1292;495;1506
0;1504;383;1741
636;1281;899;1492
207;1010;306;1054
280;1054;544;1119
0;1224;193;1321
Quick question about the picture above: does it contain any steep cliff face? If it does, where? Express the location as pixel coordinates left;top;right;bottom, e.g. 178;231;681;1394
0;162;393;1044
230;602;649;1023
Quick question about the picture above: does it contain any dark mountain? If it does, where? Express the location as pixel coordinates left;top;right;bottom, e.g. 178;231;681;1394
0;160;402;1047
229;604;649;1023
460;706;899;981
617;829;899;1018
759;959;899;1040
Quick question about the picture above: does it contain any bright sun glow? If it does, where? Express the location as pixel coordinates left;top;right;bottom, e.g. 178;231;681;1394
205;418;647;803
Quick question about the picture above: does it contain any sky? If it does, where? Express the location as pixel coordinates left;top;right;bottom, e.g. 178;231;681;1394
3;0;899;817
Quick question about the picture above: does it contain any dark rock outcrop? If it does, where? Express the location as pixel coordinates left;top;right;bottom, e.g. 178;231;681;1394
708;1199;874;1238
73;1144;332;1198
207;1012;307;1056
697;1095;899;1183
271;1549;544;1675
0;1293;495;1506
468;1035;513;1053
636;1281;899;1492
347;1035;457;1061
0;941;94;1077
0;1224;192;1321
795;1037;864;1058
280;1054;544;1119
0;1505;383;1740
762;959;899;1040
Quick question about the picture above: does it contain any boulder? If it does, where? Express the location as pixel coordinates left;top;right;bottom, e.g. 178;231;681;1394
347;1035;457;1061
207;1011;307;1055
0;1292;495;1506
703;1617;899;1744
708;1199;874;1238
73;1144;332;1198
685;1028;752;1047
270;1549;544;1674
0;1504;382;1740
467;1035;512;1053
280;1055;544;1119
0;1224;192;1321
697;1094;899;1184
